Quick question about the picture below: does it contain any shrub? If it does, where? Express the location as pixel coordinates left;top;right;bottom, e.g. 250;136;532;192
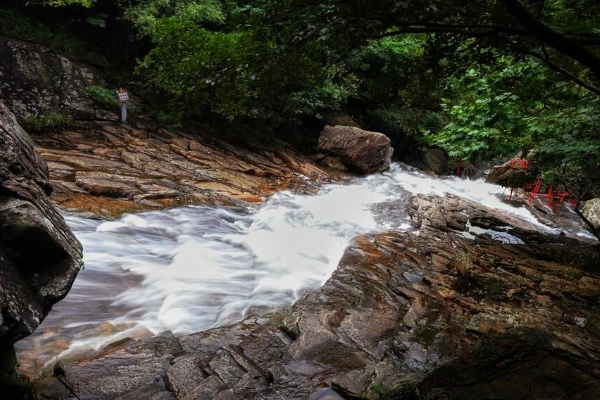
87;85;117;109
24;112;75;133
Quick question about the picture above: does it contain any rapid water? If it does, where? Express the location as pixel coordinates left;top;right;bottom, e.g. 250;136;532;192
15;164;592;376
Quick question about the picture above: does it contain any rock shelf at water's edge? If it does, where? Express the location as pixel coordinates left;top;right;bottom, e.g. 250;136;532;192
35;194;600;400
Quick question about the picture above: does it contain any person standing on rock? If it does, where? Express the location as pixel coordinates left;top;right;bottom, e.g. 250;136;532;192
116;88;129;123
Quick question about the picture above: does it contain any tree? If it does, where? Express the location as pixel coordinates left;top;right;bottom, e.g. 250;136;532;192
258;0;600;237
426;51;600;238
259;0;600;95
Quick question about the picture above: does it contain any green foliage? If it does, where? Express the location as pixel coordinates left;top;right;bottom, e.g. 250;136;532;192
8;0;598;200
135;3;364;122
0;8;87;58
346;35;428;105
367;107;442;142
535;95;600;187
87;85;118;109
86;13;108;28
426;57;535;162
24;112;75;134
136;18;255;119
43;0;94;6
125;0;225;37
426;52;600;198
257;0;600;87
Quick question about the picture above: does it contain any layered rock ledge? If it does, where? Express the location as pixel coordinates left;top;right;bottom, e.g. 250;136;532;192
33;122;336;218
39;193;600;400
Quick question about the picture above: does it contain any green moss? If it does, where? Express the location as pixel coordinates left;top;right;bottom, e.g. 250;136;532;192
584;314;600;338
370;383;384;394
483;277;508;298
452;253;474;276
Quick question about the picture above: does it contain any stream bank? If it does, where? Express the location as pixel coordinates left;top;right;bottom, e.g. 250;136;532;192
33;121;339;219
12;112;600;399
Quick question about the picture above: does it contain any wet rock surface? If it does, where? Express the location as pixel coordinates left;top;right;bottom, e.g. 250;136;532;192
45;193;600;399
33;122;337;218
318;125;393;174
0;101;83;389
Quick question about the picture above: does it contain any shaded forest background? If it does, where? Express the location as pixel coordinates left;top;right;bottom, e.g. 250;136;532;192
1;0;599;206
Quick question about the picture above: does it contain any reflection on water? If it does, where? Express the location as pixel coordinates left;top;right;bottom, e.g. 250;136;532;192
16;163;589;376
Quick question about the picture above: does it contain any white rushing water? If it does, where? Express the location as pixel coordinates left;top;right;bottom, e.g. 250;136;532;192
16;163;593;374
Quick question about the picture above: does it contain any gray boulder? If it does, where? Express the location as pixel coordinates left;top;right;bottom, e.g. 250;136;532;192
0;100;83;386
582;198;600;232
0;36;113;121
318;125;393;174
422;148;448;175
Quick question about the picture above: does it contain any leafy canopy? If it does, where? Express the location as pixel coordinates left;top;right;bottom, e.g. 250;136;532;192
39;0;600;201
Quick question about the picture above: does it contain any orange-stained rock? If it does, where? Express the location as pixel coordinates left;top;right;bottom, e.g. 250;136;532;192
32;122;342;217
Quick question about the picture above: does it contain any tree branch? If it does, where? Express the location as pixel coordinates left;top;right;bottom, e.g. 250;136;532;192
510;42;600;96
497;0;600;79
536;0;546;19
373;24;600;46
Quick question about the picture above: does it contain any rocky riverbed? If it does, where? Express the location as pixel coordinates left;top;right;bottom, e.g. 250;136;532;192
30;193;600;400
10;116;600;399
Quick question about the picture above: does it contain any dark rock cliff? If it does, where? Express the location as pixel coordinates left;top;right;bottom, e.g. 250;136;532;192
0;36;114;121
0;100;83;391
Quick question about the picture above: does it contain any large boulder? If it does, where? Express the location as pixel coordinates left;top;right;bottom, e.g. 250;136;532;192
0;100;83;388
421;148;449;175
486;158;534;188
582;198;600;232
318;125;393;174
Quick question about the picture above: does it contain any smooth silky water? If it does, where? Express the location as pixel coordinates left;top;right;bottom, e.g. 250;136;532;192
16;163;593;376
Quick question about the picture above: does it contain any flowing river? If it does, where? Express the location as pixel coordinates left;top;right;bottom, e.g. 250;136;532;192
15;163;592;377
